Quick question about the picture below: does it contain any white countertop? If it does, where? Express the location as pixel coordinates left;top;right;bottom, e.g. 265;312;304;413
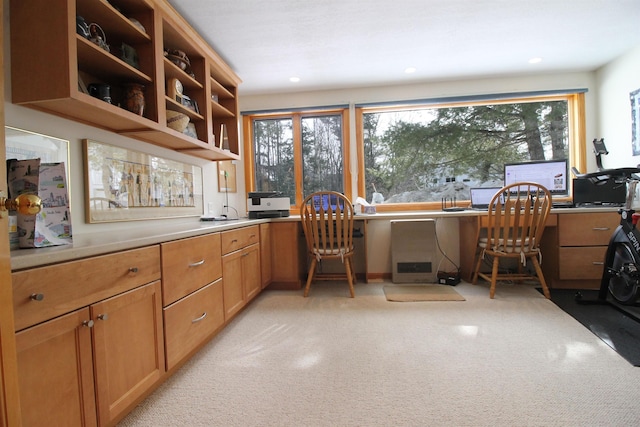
10;218;268;271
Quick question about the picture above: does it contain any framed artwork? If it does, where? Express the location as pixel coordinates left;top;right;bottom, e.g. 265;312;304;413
5;126;70;197
218;161;237;192
631;88;640;155
84;139;203;223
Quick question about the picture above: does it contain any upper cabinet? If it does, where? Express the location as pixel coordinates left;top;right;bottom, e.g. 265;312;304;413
9;0;241;161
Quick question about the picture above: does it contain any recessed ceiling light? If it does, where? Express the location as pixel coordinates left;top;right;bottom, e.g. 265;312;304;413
528;57;542;64
405;67;417;74
289;77;300;83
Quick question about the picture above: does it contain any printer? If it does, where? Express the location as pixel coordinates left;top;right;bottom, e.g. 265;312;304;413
247;191;290;218
572;176;626;207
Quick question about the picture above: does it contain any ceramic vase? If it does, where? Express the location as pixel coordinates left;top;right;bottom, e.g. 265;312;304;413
123;83;145;116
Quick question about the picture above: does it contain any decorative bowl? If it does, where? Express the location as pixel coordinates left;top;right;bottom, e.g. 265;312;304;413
165;49;190;71
166;110;189;132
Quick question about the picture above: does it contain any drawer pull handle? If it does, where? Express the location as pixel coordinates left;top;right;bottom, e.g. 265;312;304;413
30;293;44;301
592;261;605;265
97;314;108;321
592;227;610;231
82;320;94;328
192;312;207;323
189;259;205;267
129;267;139;273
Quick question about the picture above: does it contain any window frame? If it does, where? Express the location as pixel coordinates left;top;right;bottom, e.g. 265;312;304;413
355;92;587;212
243;108;352;210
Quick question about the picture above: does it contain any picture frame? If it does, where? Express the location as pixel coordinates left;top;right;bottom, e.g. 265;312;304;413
631;88;640;155
84;139;203;223
4;126;70;191
218;161;237;193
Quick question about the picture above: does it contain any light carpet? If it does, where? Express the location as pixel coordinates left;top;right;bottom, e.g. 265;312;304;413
383;284;465;301
118;281;640;427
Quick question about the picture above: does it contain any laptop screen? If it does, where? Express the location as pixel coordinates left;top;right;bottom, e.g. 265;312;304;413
470;187;503;209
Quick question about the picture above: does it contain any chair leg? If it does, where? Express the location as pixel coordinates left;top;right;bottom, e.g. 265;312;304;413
531;256;550;299
345;258;355;298
303;258;318;297
472;250;483;285
489;256;500;299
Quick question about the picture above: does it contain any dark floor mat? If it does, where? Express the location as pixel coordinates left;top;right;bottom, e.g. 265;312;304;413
547;289;640;366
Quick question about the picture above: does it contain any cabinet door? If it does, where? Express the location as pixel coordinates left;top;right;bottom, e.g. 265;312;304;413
244;243;261;301
92;281;165;426
260;223;272;288
15;308;97;427
222;250;244;319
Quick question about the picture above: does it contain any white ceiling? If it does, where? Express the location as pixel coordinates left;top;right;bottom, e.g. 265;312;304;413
167;0;640;96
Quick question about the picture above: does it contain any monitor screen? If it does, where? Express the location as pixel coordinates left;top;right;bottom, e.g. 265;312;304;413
503;159;568;195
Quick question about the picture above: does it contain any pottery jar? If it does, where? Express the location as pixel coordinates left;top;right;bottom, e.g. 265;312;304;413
123;83;145;116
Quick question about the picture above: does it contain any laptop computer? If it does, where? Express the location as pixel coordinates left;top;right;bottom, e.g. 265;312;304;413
469;187;504;210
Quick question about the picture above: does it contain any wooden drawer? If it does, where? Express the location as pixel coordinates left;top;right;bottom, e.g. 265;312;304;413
12;246;160;331
558;246;607;280
161;233;222;306
558;212;618;246
163;279;225;370
221;225;259;255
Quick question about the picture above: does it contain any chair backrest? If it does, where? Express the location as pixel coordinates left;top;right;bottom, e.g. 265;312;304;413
300;191;355;256
485;182;552;253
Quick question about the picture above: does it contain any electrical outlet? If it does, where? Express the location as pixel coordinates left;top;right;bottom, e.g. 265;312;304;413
207;202;214;214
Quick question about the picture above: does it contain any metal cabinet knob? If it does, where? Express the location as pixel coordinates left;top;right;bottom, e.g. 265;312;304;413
82;320;94;328
30;293;44;301
97;314;108;321
0;193;42;217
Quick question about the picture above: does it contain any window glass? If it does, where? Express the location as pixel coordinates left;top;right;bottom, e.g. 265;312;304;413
302;115;344;196
253;118;295;201
249;111;347;207
362;100;569;203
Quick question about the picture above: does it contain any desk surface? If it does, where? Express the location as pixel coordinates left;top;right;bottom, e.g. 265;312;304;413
11;207;621;271
273;206;620;222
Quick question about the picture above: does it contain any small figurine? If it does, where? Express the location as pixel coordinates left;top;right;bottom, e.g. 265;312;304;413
89;23;110;53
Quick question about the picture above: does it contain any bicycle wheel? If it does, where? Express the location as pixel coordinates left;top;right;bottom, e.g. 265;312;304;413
608;242;640;304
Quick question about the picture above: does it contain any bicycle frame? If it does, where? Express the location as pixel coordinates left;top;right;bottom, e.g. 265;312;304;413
598;180;640;302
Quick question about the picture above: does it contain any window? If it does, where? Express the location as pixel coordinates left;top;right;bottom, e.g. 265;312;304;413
244;109;351;207
356;92;586;209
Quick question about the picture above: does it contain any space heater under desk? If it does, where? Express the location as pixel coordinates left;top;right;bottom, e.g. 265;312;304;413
391;219;437;283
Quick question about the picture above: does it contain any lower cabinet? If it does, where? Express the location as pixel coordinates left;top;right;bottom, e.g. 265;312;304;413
13;225;267;426
221;226;261;320
12;246;164;427
15;280;164;427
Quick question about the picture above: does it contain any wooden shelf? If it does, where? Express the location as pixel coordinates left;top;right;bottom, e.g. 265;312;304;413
10;0;241;162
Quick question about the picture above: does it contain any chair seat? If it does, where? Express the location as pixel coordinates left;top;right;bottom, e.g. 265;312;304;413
312;246;354;257
478;237;535;254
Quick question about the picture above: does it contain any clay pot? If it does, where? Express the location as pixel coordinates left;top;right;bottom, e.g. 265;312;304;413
123;83;145;116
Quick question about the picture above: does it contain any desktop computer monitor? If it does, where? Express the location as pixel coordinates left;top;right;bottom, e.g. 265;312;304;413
503;159;568;195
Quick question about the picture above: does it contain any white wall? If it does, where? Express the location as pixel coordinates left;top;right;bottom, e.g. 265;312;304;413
596;45;640;169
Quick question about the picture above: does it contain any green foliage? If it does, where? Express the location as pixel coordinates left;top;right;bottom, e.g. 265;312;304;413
364;101;568;202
